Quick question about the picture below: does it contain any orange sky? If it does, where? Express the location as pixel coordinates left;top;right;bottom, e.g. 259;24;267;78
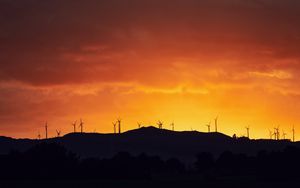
0;0;300;139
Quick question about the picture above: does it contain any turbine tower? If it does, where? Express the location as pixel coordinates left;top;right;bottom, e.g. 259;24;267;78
72;121;77;133
117;118;121;134
79;119;84;133
171;122;174;131
274;127;280;140
56;129;61;137
214;116;218;132
157;121;163;129
45;122;48;139
292;126;295;142
277;126;280;140
246;126;250;138
137;122;142;129
112;121;117;134
206;121;211;133
273;128;277;140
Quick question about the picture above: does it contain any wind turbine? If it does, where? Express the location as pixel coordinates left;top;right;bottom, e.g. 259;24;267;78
72;121;77;133
137;122;142;129
206;121;211;133
214;116;218;132
56;129;61;137
273;128;277;140
292;126;295;142
117;118;121;134
246;125;250;138
171;122;175;131
37;131;41;140
112;121;117;134
45;122;48;139
157;121;163;129
79;119;84;133
274;126;280;140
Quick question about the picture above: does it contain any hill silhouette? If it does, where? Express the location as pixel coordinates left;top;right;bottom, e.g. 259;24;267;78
0;126;297;164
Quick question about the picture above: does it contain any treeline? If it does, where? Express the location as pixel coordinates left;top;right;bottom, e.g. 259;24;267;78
0;143;185;179
0;143;300;180
195;146;300;181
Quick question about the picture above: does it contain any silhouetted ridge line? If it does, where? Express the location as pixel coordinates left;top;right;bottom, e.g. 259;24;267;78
123;126;174;135
119;126;231;139
0;127;299;165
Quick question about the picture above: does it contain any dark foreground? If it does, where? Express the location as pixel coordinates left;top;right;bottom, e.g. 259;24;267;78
1;179;300;188
1;142;300;188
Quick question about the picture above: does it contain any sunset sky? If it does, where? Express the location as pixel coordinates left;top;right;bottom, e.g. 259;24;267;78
1;0;300;139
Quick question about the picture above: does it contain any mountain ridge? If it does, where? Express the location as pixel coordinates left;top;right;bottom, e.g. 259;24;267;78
0;126;298;164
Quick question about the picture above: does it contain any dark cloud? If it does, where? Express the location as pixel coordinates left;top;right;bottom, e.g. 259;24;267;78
0;0;300;86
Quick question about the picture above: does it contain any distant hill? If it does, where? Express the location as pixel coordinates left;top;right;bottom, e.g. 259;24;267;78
0;126;298;164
